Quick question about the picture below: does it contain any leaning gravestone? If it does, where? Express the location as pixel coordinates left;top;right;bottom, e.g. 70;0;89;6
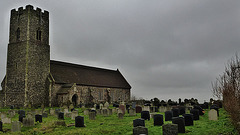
208;109;218;121
133;118;145;127
11;121;21;132
133;126;148;135
162;124;178;135
75;116;85;127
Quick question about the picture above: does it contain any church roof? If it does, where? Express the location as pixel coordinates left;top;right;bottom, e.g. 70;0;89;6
50;60;131;89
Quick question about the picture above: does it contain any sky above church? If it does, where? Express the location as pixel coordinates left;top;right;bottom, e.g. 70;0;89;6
0;0;239;103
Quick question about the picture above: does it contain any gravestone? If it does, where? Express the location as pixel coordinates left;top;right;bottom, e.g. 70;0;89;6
118;113;124;119
210;105;219;117
133;126;148;135
23;117;34;127
58;112;64;120
190;109;199;120
179;106;186;115
75;116;84;127
96;109;101;115
102;109;108;116
64;109;69;114
143;106;150;112
194;105;204;115
172;117;185;133
165;111;173;121
0;113;7;120
89;112;96;120
104;102;109;109
150;107;154;113
35;115;42;123
133;118;145;127
154;114;164;126
2;117;11;124
108;109;112;115
84;110;89;116
99;104;103;109
141;111;150;120
0;121;2;131
208;109;218;121
8;110;16;118
19;115;26;123
71;111;78;120
162;124;178;135
11;121;21;132
132;102;136;108
171;108;179;117
129;108;136;116
150;113;157;119
54;121;66;126
18;110;25;116
50;109;55;115
159;106;167;113
42;112;48;118
112;108;117;114
96;104;100;110
65;112;72;118
183;114;194;126
119;105;126;115
135;106;142;113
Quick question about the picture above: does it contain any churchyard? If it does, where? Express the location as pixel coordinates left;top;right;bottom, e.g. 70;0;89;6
0;101;237;135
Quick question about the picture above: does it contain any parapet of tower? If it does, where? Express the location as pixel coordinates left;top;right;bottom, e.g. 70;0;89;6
9;5;49;45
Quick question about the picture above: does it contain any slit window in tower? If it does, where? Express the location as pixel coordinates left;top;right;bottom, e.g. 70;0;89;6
36;28;42;41
16;28;20;40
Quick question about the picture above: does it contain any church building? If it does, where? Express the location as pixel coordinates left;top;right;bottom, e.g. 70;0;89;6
0;5;131;107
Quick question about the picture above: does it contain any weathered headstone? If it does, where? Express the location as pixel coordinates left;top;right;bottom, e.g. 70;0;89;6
118;112;124;119
172;117;185;133
143;106;150;112
208;109;218;121
65;112;72;118
102;109;108;116
8;110;16;118
64;108;69;114
162;124;178;135
71;111;78;120
135;106;142;113
99;104;103;109
96;109;101;115
183;114;194;126
50;109;55;115
89;112;96;120
165;111;173;121
11;121;21;132
23;117;34;127
54;120;66;126
129;108;136;116
133;118;145;127
179;106;186;115
42;112;48;118
2;117;11;124
104;102;109;109
18;110;25;116
154;114;164;126
141;111;150;120
75;116;84;127
159;106;167;113
19;115;25;123
133;126;148;135
84;109;89;116
119;105;126;115
108;109;112;115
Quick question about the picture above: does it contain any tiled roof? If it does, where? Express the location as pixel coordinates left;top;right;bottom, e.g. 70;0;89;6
50;60;131;89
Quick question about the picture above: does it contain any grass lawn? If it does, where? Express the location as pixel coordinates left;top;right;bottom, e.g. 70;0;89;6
0;108;237;135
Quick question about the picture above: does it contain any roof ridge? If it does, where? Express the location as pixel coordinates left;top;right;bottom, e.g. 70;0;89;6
50;60;117;72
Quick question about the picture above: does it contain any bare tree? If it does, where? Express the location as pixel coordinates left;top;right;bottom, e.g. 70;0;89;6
212;54;240;133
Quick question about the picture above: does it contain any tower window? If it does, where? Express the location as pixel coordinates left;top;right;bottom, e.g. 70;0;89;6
16;28;20;40
36;28;42;41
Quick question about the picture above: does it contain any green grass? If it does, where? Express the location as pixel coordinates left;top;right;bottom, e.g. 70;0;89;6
0;108;237;135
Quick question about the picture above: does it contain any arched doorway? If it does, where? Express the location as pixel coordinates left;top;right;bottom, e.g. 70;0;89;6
72;94;78;107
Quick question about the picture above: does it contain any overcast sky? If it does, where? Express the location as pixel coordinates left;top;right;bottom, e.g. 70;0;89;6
0;0;239;103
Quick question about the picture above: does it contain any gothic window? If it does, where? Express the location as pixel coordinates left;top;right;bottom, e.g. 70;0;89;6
36;28;42;41
16;28;20;40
